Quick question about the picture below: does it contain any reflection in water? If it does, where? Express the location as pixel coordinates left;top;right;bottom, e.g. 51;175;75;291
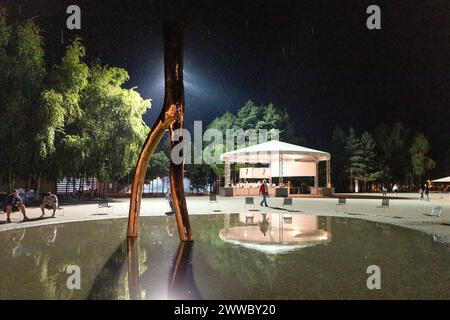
88;222;200;300
7;228;26;257
1;214;450;299
168;242;202;300
259;213;269;236
127;238;141;300
220;213;332;254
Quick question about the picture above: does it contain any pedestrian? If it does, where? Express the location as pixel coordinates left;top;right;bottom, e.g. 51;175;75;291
419;185;424;201
40;192;59;217
3;190;29;223
165;188;174;216
392;184;398;196
382;185;387;197
259;180;269;207
424;184;430;202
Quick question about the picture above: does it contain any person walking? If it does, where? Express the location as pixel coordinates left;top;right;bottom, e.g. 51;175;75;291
165;188;174;216
259;180;269;207
424;184;430;202
419;185;424;201
392;184;398;197
382;185;387;197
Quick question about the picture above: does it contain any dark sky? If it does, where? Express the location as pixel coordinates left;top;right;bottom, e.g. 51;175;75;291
1;0;449;175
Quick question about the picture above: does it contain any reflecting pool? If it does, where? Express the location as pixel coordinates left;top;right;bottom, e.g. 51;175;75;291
0;214;449;299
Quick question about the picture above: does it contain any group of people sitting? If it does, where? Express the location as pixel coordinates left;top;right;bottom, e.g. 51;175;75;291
1;190;59;223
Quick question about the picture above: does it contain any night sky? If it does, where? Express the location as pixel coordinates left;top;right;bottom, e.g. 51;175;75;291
1;0;449;175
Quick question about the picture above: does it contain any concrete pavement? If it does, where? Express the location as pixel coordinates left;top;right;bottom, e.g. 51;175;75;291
1;193;449;243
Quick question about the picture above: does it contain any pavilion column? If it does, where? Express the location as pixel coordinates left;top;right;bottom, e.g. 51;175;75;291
326;159;331;188
225;159;231;187
314;161;319;188
278;152;284;186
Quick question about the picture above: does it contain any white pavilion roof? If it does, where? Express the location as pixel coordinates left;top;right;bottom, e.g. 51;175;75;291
432;176;450;183
220;140;330;163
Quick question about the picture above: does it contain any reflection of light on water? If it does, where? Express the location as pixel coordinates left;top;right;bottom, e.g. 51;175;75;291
220;213;332;254
219;232;321;254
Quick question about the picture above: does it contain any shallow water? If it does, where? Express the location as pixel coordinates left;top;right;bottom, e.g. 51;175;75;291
0;213;449;299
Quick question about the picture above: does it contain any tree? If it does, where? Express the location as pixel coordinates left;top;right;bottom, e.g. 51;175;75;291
234;100;297;143
0;12;151;196
40;37;89;187
344;128;363;192
80;63;150;182
357;131;382;191
384;122;411;184
147;151;169;193
206;100;300;185
409;134;435;184
0;15;46;190
186;163;213;194
330;127;346;192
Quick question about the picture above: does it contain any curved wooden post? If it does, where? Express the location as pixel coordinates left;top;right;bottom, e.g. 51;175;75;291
127;21;192;241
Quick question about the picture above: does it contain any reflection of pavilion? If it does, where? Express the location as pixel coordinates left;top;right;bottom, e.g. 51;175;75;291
220;213;332;254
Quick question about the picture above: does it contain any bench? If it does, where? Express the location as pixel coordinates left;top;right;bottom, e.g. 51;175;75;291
209;194;221;212
376;198;390;214
245;197;258;211
282;197;293;209
335;198;347;213
97;199;113;214
428;205;443;224
245;213;255;224
431;205;443;217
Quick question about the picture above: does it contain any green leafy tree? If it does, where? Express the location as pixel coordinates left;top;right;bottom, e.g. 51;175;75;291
0;13;150;196
147;151;169;193
147;151;170;179
330;126;347;192
206;100;299;185
40;37;90;188
186;163;213;193
384;123;411;184
80;63;150;183
344;128;363;192
409;134;435;183
0;16;46;190
357;131;382;191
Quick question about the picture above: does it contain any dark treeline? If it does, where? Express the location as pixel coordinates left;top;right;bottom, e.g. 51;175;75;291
330;123;435;192
0;9;150;194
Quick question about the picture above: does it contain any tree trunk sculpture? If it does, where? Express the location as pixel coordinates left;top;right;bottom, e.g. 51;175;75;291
127;21;192;242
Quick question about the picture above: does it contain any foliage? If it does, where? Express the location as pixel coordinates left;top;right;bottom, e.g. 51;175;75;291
409;134;435;183
344;128;363;192
147;151;170;179
0;11;150;192
206;100;299;182
330;127;347;192
356;131;382;190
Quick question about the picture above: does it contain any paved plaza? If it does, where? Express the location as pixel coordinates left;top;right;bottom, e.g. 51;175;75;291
1;193;449;243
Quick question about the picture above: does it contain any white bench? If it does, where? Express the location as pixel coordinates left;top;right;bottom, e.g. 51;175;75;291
97;199;113;214
335;198;347;213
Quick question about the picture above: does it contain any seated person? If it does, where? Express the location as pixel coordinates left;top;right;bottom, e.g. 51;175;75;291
4;190;29;223
40;192;59;217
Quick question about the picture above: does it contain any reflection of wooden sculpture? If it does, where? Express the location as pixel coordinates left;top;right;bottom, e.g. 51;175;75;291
168;241;201;300
126;238;200;300
127;21;192;242
126;238;141;300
